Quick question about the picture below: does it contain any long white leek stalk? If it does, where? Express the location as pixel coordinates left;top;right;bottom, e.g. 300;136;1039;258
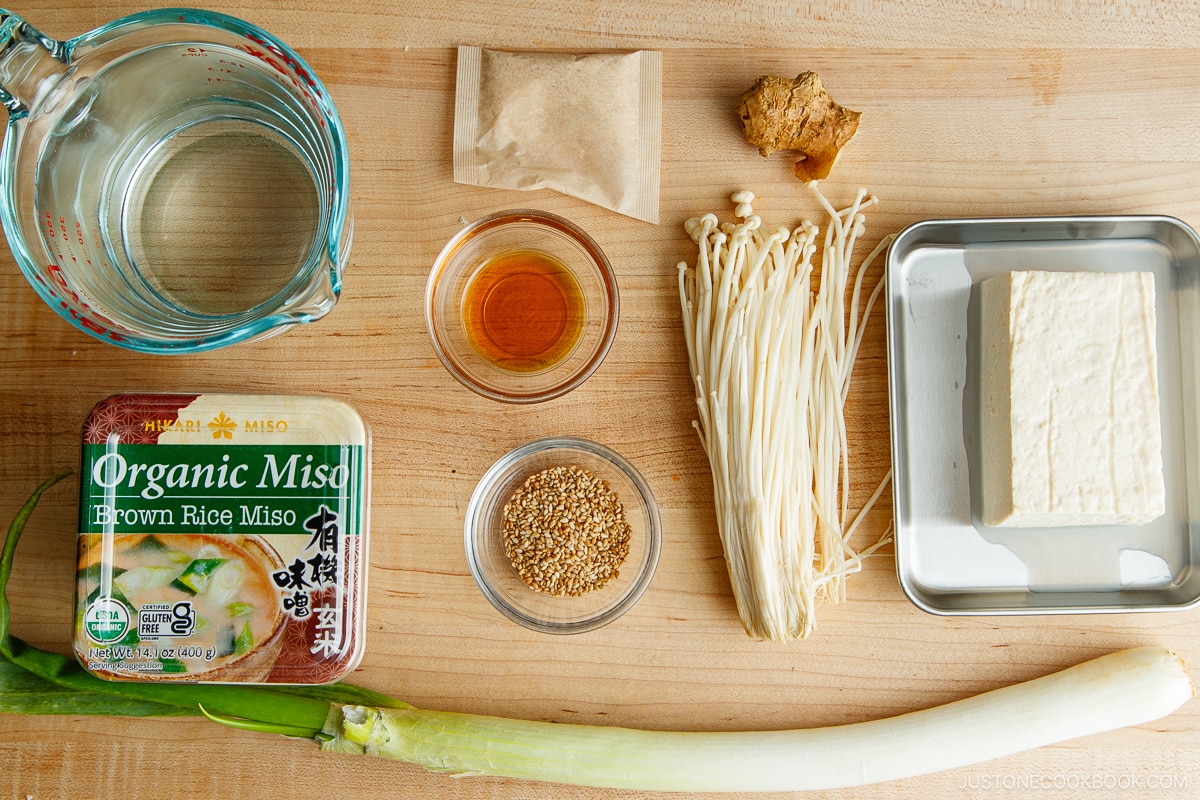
322;647;1192;792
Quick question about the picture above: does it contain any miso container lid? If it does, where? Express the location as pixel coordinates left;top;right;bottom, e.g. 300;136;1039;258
73;393;369;685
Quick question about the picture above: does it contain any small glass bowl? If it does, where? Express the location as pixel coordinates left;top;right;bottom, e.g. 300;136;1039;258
465;437;661;634
425;210;619;404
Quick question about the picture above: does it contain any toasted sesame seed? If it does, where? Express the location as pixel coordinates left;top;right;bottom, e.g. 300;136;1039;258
501;465;632;597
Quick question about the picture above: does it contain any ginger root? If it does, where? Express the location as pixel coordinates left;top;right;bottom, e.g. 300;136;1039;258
736;72;861;182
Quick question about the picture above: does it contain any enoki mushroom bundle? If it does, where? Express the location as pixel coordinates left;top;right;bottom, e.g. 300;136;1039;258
677;184;893;641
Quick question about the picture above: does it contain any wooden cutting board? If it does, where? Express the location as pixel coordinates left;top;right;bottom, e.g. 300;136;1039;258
2;11;1199;798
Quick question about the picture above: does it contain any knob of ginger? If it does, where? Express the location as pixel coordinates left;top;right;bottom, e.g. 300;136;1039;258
736;72;861;183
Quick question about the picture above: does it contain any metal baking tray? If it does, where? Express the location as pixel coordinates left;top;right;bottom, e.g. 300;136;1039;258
886;216;1200;614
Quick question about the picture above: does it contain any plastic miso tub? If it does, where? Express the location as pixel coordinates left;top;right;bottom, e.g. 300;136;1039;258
73;393;370;684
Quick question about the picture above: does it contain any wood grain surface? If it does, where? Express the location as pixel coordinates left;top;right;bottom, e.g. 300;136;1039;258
3;2;1200;799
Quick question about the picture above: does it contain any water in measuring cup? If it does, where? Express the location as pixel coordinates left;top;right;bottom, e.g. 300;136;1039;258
34;42;325;320
124;119;320;316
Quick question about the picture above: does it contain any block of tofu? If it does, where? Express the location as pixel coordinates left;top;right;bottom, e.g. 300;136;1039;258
980;270;1165;527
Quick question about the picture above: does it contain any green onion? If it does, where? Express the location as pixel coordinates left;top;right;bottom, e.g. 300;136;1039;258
233;621;254;657
1;471;1194;792
227;602;255;618
170;557;227;594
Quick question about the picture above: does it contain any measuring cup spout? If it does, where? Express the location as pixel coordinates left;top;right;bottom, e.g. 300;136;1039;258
0;12;67;120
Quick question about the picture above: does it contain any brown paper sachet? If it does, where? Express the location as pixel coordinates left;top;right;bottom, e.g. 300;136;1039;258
453;47;662;224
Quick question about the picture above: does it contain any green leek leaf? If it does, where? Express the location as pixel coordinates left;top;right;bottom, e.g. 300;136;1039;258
0;658;194;717
0;469;72;651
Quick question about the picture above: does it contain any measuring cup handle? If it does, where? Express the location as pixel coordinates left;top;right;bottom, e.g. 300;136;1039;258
0;11;66;120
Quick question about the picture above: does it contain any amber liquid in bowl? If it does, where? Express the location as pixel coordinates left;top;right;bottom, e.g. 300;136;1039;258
463;250;586;373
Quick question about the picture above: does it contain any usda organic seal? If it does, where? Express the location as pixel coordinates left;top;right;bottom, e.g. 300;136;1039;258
83;596;131;644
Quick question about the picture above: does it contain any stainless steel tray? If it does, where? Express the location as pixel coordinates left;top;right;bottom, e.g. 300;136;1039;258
886;216;1200;614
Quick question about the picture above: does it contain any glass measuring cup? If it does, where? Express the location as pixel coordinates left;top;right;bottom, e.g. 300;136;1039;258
0;9;352;352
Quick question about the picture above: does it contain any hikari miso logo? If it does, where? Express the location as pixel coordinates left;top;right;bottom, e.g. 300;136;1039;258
208;412;237;439
205;411;291;439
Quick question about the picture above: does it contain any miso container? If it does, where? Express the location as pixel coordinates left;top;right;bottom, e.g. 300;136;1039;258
73;393;370;684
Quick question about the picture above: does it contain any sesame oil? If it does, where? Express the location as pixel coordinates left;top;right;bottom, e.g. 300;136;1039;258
463;250;585;373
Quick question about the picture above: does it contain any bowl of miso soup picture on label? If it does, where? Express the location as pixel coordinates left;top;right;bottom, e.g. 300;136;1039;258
77;533;289;681
73;393;370;684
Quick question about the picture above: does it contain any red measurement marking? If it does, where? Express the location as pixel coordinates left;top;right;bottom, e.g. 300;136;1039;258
79;315;110;336
241;35;319;93
47;263;68;290
238;37;326;126
35;272;58;299
46;276;125;340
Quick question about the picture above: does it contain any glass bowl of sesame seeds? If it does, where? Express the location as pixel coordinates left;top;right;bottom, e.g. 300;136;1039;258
464;436;661;633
